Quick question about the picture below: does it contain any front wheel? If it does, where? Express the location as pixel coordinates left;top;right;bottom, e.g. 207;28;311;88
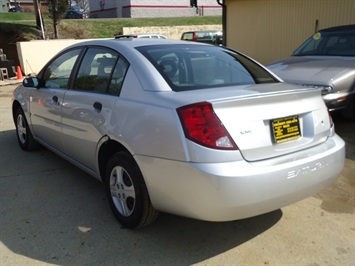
105;151;158;229
15;108;40;151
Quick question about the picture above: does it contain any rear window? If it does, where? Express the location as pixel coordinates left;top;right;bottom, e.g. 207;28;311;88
137;44;277;91
181;33;194;41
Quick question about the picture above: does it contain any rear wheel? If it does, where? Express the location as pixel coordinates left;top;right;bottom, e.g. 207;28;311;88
15;108;40;150
105;151;158;229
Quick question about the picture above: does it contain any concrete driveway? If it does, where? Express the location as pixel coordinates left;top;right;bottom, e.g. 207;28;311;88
0;84;354;265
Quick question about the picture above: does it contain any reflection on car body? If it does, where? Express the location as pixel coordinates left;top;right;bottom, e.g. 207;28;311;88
115;34;167;39
12;39;345;229
268;24;355;120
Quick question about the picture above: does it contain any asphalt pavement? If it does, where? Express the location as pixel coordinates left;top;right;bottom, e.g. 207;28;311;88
0;83;354;265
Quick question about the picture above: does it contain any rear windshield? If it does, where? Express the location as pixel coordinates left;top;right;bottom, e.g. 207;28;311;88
136;44;277;92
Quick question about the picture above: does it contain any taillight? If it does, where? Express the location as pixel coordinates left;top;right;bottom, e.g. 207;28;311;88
177;102;238;150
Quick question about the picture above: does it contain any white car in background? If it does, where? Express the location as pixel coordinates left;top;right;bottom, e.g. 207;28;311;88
115;34;167;39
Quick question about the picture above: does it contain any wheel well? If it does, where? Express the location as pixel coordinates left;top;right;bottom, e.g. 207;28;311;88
12;101;21;124
98;139;130;182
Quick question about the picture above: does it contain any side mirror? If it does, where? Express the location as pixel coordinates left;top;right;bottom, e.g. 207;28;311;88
215;36;223;46
23;77;39;88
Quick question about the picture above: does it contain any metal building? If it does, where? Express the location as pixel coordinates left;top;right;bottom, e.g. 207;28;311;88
89;0;222;19
222;0;355;64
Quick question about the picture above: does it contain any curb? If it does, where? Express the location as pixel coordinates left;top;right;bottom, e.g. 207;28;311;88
0;78;23;87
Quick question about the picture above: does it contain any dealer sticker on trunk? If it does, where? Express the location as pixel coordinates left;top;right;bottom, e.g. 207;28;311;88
272;115;301;144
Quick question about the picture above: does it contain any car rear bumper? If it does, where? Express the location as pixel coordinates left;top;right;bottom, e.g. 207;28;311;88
136;134;345;222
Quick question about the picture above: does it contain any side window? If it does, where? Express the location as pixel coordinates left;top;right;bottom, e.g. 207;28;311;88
42;48;81;88
182;33;193;41
74;47;118;94
108;57;129;95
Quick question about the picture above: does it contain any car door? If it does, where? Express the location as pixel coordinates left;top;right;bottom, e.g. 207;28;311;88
29;48;82;151
61;46;129;171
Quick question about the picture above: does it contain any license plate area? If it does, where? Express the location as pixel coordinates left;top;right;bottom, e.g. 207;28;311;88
271;115;301;144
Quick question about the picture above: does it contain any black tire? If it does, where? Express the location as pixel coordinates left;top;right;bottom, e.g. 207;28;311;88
105;151;159;229
15;108;40;151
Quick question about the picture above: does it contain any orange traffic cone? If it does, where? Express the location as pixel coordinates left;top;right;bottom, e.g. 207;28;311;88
16;65;23;80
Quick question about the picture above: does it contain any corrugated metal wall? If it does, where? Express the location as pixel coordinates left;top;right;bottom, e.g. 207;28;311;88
226;0;355;64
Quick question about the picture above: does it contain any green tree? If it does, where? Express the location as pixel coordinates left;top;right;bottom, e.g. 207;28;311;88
47;0;69;38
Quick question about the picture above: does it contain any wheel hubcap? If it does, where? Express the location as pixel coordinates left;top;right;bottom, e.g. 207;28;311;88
16;114;27;144
110;166;136;216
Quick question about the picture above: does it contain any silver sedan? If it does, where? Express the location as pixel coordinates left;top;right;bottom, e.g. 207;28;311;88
12;39;345;229
268;24;355;120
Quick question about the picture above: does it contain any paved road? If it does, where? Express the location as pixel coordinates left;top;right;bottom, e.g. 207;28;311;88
1;84;354;265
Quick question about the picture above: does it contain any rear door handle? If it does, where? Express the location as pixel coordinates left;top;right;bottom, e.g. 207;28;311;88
93;101;102;112
52;96;60;105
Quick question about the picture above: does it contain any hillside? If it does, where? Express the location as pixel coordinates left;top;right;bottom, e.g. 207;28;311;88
0;14;221;66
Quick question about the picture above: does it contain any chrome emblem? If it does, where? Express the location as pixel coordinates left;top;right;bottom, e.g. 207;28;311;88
287;161;328;179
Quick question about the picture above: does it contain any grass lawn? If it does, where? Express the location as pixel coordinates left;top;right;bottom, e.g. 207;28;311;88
0;13;221;40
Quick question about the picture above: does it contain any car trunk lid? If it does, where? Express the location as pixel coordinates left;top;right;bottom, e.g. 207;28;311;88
176;83;331;162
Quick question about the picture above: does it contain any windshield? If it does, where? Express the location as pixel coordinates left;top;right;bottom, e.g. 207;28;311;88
293;31;355;56
137;44;277;92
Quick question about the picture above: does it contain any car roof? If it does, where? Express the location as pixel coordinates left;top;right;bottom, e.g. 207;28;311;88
319;24;355;33
115;34;166;39
115;35;138;39
66;38;210;51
